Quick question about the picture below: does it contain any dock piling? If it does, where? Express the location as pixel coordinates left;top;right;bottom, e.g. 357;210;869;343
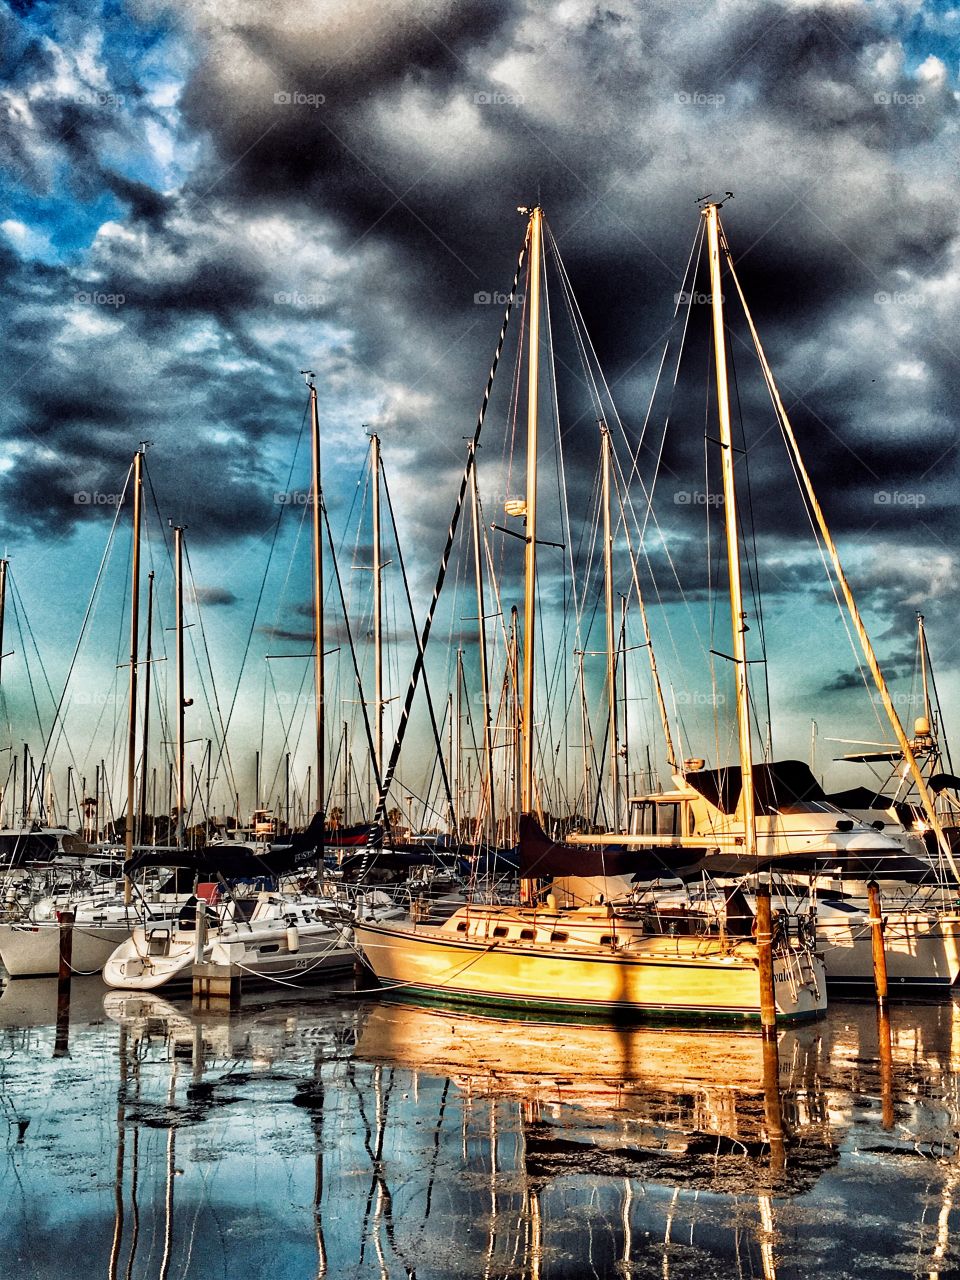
755;886;777;1040
54;909;74;1058
867;880;889;1012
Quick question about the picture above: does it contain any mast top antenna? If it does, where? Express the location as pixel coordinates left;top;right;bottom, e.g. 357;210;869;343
697;191;734;210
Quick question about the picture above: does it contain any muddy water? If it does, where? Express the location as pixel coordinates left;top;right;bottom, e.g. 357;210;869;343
1;978;959;1278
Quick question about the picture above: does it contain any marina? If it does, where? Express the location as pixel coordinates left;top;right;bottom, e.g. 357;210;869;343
2;0;958;1273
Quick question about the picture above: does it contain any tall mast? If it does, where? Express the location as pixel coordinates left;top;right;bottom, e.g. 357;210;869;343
510;605;521;841
371;432;383;773
918;612;932;730
601;424;620;828
174;526;187;848
704;202;757;857
124;448;144;881
469;448;496;844
722;232;960;879
308;378;325;825
520;205;543;815
619;594;629;797
138;571;154;846
0;559;7;694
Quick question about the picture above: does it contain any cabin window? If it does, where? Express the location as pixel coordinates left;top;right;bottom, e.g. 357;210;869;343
519;928;535;940
258;943;280;954
550;930;568;943
600;935;614;946
632;801;681;837
456;921;468;932
492;926;509;938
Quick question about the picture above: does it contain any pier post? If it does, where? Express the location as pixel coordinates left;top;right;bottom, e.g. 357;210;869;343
761;1036;785;1172
877;1006;894;1130
755;887;777;1040
192;962;241;1008
867;880;888;1012
54;908;74;1058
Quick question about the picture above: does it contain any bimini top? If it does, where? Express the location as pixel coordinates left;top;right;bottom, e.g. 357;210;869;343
685;760;828;816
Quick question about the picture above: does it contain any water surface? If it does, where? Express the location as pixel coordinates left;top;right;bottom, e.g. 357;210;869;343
1;976;958;1277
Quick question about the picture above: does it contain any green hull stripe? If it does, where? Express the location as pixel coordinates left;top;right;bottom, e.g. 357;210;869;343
376;982;824;1026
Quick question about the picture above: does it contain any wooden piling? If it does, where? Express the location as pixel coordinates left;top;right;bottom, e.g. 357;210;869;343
192;962;241;1008
54;909;74;1058
877;1006;894;1130
761;1034;785;1172
867;880;888;1011
755;887;778;1040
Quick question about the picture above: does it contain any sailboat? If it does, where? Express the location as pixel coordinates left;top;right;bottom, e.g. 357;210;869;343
554;201;960;991
355;204;826;1024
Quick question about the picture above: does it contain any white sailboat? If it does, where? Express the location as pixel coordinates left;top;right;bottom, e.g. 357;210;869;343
355;203;827;1024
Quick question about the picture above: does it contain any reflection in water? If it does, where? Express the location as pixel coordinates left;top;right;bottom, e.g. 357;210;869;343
2;977;960;1275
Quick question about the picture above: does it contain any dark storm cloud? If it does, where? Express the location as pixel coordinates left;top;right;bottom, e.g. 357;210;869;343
194;585;239;606
2;0;959;668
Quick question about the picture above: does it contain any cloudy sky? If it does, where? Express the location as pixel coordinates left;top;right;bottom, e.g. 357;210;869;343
1;0;958;822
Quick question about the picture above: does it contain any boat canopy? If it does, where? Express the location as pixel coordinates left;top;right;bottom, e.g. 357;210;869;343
518;815;706;880
685;760;828;815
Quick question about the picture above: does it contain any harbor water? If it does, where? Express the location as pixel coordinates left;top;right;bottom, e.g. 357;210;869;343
2;976;959;1278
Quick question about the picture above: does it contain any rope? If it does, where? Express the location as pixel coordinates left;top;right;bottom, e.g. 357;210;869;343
370;238;528;831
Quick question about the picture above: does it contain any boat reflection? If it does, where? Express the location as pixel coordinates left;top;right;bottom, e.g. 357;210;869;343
8;983;960;1278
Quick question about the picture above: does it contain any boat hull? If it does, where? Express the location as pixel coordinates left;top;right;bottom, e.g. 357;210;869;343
819;910;960;989
104;924;355;990
0;921;132;977
354;920;826;1023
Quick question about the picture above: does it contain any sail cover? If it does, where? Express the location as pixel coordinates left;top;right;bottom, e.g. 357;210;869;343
685;760;827;815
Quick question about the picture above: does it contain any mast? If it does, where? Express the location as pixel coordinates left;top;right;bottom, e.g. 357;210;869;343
138;570;154;846
124;448;144;880
308;378;325;826
371;432;383;774
174;526;187;848
722;233;960;879
619;595;629;797
469;449;496;844
704;202;757;858
456;649;464;839
520;205;543;815
0;559;7;695
918;612;933;731
601;424;620;827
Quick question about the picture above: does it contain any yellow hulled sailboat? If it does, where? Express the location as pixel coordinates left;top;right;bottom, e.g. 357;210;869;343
355;202;827;1025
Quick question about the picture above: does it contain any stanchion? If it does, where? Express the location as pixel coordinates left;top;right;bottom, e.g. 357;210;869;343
755;887;778;1041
